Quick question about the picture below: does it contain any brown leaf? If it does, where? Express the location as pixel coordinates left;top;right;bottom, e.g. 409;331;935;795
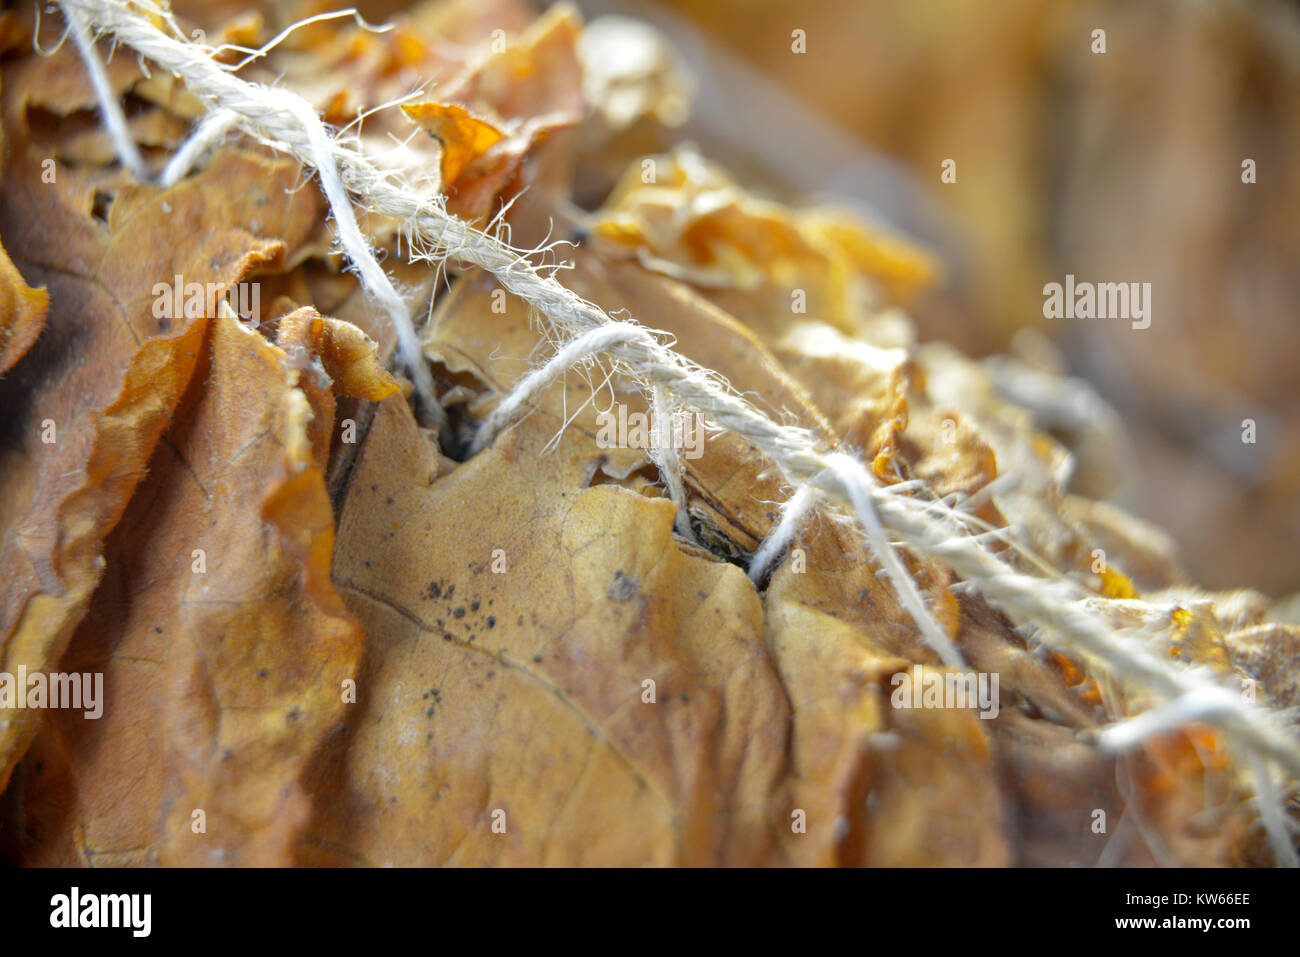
761;560;1010;865
303;401;803;865
0;142;323;790
275;306;400;404
19;311;363;865
410;4;586;222
274;305;402;471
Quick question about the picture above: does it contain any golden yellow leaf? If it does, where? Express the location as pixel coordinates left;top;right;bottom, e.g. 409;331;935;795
0;236;46;375
403;102;506;188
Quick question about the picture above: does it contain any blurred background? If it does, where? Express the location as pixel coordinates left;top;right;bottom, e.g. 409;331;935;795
582;0;1300;599
590;0;1300;598
182;0;1300;597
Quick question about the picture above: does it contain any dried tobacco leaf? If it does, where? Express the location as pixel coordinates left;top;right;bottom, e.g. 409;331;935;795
403;4;585;222
0;0;1293;873
306;401;790;865
19;311;363;866
0;138;322;790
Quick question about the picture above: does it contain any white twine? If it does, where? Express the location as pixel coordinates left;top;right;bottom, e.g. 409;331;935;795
469;321;652;455
59;0;1300;863
747;484;816;586
275;88;440;424
63;2;149;181
160;107;237;187
1248;752;1299;868
57;0;440;418
648;387;693;540
1097;686;1247;755
827;452;963;665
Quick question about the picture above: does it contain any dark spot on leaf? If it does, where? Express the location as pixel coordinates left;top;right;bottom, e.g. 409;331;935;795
608;569;637;600
91;188;113;223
